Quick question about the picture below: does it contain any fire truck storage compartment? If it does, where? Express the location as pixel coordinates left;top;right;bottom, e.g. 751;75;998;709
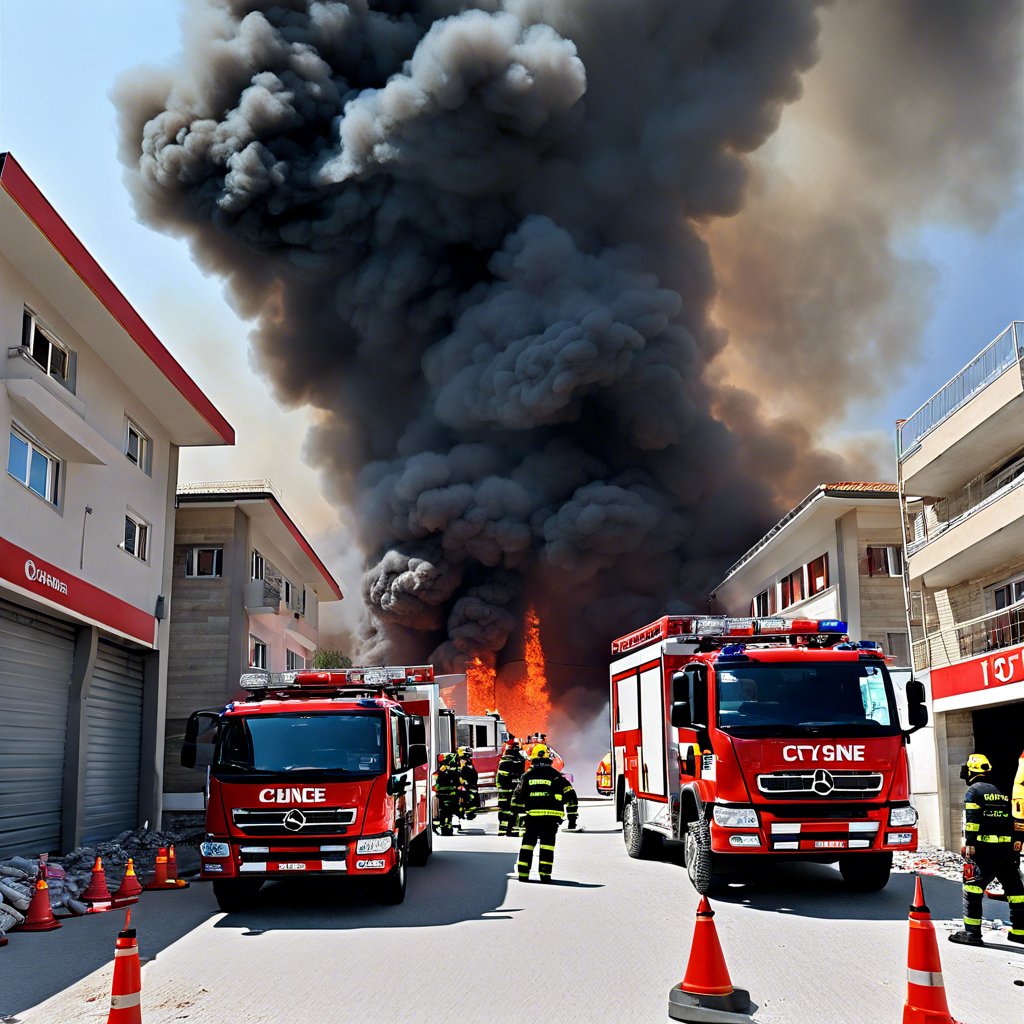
971;702;1024;793
639;664;667;797
82;641;144;843
0;598;74;857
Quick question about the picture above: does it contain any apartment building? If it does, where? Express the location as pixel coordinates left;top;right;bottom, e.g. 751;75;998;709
712;481;940;842
0;154;233;856
162;481;343;807
897;320;1024;850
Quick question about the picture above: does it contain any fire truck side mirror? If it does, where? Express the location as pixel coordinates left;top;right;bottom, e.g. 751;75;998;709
670;671;693;728
181;710;220;769
904;679;928;734
408;743;429;769
408;715;426;747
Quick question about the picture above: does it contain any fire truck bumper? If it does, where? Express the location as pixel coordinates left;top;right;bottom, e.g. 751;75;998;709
199;839;399;878
709;813;918;855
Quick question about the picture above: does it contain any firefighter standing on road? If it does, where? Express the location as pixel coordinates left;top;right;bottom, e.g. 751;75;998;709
949;752;1024;946
512;744;578;883
457;747;479;823
432;753;460;837
496;739;526;836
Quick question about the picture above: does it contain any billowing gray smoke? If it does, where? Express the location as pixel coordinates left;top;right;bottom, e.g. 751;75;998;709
115;1;1023;692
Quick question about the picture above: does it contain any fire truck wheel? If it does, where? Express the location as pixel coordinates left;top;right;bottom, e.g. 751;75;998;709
623;799;662;860
408;824;433;866
838;852;892;892
212;878;263;912
380;837;409;904
684;819;714;895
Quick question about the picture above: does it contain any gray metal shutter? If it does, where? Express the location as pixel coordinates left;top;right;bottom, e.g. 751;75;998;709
82;641;144;844
0;598;74;857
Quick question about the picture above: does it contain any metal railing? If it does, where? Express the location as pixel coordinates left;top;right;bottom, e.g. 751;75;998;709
911;598;1024;672
907;451;1024;555
898;321;1023;457
178;479;281;499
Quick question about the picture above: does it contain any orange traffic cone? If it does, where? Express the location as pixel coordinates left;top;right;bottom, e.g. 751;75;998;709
904;876;963;1024
668;897;754;1022
166;845;189;889
82;856;114;912
106;908;142;1023
12;876;61;932
112;859;143;907
145;847;187;891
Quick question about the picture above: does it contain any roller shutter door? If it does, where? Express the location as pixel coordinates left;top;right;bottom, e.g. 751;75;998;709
82;641;144;844
0;598;74;858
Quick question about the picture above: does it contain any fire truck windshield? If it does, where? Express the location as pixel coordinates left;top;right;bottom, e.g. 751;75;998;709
715;661;899;737
214;711;386;776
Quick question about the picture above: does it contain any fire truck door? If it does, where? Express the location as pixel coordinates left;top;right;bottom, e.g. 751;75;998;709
613;670;640;791
639;664;666;797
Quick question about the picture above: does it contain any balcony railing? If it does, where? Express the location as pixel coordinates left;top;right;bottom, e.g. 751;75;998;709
907;451;1024;555
898;321;1023;457
912;598;1024;672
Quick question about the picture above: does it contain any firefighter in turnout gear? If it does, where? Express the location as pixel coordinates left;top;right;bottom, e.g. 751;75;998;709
512;744;578;882
949;752;1024;946
457;747;479;822
496;739;526;836
432;753;461;837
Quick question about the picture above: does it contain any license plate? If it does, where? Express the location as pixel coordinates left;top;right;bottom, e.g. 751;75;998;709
814;840;846;849
275;862;307;870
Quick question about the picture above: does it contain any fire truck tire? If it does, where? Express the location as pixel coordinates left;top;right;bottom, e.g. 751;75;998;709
623;799;662;859
409;824;432;866
838;852;892;892
212;878;262;912
684;819;714;895
380;837;409;904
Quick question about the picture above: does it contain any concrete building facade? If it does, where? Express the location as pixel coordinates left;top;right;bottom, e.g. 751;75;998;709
712;482;941;843
0;154;233;856
162;481;343;806
897;320;1024;851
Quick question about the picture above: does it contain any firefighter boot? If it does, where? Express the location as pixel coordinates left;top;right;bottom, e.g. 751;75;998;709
948;930;984;947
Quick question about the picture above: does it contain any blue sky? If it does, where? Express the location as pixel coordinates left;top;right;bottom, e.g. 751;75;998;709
2;1;1021;615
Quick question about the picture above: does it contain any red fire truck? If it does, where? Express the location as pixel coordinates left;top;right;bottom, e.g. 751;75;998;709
181;665;441;911
456;711;510;798
609;616;928;893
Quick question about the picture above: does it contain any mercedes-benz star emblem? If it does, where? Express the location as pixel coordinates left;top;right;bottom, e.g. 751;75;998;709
812;769;835;796
283;808;306;831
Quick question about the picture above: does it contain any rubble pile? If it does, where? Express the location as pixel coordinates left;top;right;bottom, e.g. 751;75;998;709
0;816;204;940
893;843;964;883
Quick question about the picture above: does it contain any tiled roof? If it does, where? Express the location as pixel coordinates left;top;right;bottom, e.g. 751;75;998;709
822;481;898;493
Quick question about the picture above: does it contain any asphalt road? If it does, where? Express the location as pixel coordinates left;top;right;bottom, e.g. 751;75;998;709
5;800;1022;1023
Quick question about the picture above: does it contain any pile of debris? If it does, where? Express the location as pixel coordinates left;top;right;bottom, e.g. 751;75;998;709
0;816;204;940
893;842;964;883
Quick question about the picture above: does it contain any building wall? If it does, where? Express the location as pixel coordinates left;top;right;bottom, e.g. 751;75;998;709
855;517;910;657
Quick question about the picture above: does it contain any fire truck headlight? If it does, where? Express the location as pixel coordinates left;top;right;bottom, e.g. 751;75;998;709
889;805;918;827
356;835;393;854
712;806;759;829
200;842;230;858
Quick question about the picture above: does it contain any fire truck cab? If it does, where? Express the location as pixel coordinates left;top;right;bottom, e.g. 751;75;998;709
181;665;440;911
456;711;510;797
610;616;928;893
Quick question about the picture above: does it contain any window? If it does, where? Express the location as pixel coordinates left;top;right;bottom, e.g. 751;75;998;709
867;545;903;577
251;549;265;580
885;632;910;666
123;510;149;561
806;554;829;596
779;568;804;609
22;310;72;386
751;588;773;617
125;420;152;474
249;635;267;669
910;591;924;622
283;579;295;610
286;649;305;671
185;546;223;578
7;427;61;505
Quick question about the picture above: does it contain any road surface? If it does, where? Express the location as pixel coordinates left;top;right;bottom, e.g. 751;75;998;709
5;800;1021;1023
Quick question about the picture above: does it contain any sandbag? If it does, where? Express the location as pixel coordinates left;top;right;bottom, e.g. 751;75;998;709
0;880;32;910
0;865;31;880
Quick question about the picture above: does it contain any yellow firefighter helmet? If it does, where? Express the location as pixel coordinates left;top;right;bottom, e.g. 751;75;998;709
531;744;551;761
966;753;993;775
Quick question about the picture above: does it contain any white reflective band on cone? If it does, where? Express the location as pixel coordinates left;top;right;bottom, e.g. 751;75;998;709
907;968;944;987
111;993;142;1007
114;948;138;957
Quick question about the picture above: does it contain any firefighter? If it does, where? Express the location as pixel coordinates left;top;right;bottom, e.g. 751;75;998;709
512;744;578;883
496;739;526;836
1013;748;1024;829
949;752;1024;946
457;747;479;822
432;753;460;837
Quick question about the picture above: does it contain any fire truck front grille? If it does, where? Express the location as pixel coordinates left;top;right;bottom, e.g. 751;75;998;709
756;770;884;799
231;807;358;835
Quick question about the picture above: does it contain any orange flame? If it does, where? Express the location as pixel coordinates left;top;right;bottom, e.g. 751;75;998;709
494;606;551;741
465;656;496;715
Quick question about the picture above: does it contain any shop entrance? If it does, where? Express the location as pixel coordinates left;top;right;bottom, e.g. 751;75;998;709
972;701;1024;793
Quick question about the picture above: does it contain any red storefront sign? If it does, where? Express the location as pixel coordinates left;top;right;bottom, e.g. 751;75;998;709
931;642;1024;702
0;536;156;647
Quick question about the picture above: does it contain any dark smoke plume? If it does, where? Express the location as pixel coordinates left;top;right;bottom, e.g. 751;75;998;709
114;1;1023;689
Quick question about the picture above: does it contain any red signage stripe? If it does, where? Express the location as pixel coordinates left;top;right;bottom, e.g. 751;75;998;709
0;536;156;646
931;643;1024;701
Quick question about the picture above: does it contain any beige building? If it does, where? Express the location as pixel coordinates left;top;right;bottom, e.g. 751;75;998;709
162;481;343;806
712;482;940;841
0;154;232;855
897;320;1024;851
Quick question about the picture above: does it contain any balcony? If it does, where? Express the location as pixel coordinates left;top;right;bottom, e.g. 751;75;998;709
912;599;1024;673
898;322;1024;496
243;579;281;615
